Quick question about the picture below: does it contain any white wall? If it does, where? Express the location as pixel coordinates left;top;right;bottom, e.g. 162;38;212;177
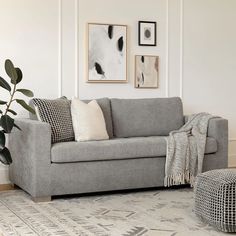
0;0;60;183
0;0;236;184
78;0;168;99
182;0;236;166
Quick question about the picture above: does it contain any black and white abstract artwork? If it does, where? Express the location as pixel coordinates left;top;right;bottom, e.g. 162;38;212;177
88;23;127;82
135;55;159;88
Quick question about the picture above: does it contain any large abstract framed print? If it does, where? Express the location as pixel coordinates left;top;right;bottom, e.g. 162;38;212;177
87;23;127;83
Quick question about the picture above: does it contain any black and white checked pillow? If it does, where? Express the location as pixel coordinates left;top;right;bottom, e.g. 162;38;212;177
32;98;74;143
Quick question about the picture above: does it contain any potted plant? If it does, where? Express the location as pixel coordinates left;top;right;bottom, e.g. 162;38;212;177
0;59;35;165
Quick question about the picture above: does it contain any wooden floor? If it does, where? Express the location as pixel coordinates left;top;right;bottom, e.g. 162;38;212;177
0;184;15;191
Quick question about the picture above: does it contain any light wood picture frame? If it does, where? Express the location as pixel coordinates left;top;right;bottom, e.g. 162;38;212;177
135;55;159;88
87;23;127;83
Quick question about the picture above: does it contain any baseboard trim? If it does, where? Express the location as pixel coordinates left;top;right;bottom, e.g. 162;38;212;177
0;184;14;191
0;166;10;184
229;154;236;168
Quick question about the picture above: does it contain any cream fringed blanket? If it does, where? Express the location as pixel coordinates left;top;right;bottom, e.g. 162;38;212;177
164;113;216;187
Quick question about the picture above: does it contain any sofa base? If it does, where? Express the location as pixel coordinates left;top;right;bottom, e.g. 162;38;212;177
32;196;51;203
10;153;226;199
50;153;225;197
51;157;166;196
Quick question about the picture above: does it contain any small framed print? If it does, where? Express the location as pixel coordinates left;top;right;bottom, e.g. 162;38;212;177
138;21;156;46
135;55;159;88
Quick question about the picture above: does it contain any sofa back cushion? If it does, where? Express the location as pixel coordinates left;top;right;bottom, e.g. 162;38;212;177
111;97;184;138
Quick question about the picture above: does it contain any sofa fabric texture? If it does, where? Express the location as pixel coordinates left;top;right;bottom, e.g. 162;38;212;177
32;98;74;143
111;97;184;138
51;137;217;163
9;119;51;197
50;158;167;196
9;97;228;199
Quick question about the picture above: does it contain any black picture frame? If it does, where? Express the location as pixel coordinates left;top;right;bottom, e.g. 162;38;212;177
138;21;157;46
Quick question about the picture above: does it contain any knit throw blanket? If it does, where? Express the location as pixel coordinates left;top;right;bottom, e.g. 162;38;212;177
164;112;216;187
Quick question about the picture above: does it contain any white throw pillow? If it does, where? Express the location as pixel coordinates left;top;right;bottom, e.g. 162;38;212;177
71;99;109;141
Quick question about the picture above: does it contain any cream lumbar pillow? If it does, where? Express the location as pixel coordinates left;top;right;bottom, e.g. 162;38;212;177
71;98;109;141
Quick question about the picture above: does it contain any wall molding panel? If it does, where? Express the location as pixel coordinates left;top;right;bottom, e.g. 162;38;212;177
74;0;79;97
179;0;183;99
165;0;169;98
58;0;62;97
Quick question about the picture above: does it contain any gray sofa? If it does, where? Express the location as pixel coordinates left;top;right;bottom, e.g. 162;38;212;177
9;97;228;201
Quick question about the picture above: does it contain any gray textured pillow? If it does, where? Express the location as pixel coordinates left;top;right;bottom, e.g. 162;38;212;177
32;98;74;143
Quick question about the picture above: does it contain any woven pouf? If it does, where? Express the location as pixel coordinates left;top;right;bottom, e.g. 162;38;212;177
195;169;236;232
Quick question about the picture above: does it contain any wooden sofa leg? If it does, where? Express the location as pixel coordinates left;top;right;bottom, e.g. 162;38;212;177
11;183;20;189
32;196;52;203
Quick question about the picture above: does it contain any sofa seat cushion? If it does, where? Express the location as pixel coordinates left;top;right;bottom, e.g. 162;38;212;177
51;137;217;163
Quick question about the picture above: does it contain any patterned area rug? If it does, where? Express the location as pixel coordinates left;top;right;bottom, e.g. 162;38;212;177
0;189;227;236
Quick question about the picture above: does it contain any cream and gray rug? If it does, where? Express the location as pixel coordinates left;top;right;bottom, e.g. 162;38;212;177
0;189;227;236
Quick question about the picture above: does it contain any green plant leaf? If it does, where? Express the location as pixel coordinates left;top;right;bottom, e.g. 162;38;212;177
13;123;21;131
0;110;2;114
16;89;34;97
15;68;23;84
0;115;14;133
0;76;11;92
7;109;17;115
5;59;18;84
0;131;5;150
0;100;7;105
0;147;12;165
16;99;35;114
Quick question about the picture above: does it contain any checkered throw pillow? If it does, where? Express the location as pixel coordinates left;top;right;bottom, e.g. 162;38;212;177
32;98;74;143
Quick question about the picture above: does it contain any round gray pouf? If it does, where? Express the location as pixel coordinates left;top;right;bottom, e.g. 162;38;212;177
194;169;236;233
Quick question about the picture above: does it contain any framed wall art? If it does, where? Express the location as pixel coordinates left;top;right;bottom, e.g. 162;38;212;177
135;55;159;88
87;23;127;83
138;21;156;46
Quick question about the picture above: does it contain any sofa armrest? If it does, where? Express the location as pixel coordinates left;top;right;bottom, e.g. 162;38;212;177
207;117;228;140
8;119;51;198
184;115;228;168
184;115;228;140
207;117;228;167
